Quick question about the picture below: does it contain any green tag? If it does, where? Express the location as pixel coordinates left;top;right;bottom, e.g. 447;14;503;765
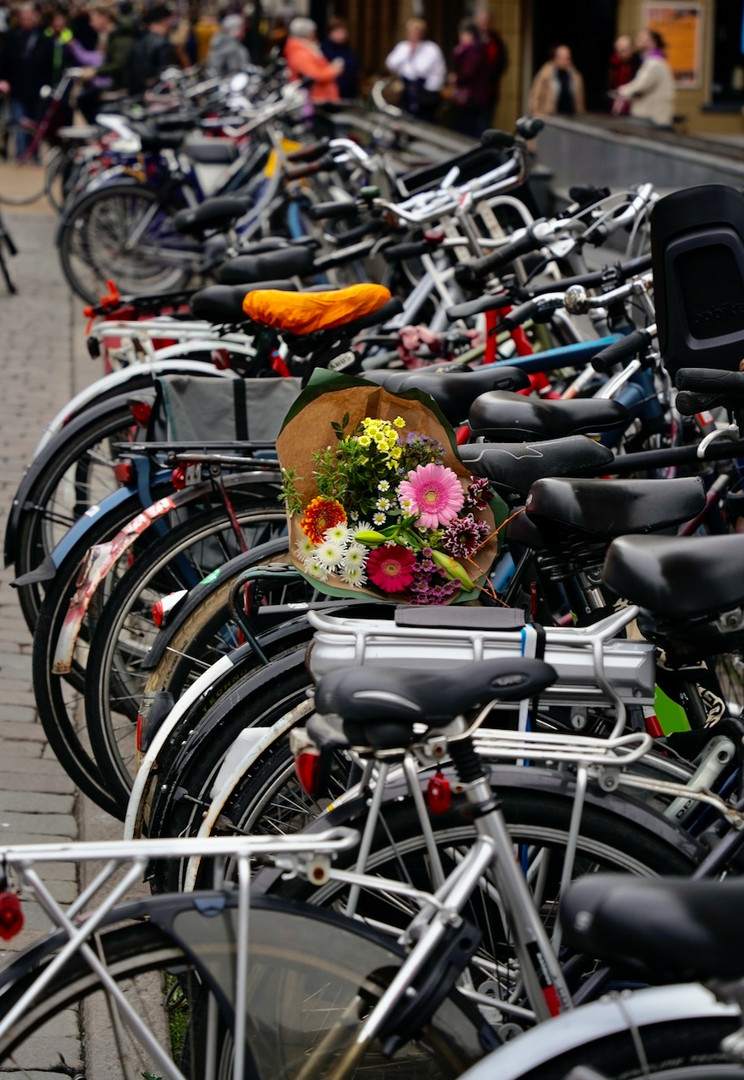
653;684;690;734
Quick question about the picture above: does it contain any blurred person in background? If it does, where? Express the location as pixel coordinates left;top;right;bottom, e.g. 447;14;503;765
127;4;175;94
529;43;585;117
474;5;507;116
284;16;341;102
613;28;675;128
206;13;250;76
385;16;446;122
73;1;136;121
321;16;357;100
449;18;491;137
608;33;638;113
0;3;55;158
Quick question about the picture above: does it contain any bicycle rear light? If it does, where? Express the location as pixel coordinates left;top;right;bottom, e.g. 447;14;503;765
151;589;187;629
290;728;325;797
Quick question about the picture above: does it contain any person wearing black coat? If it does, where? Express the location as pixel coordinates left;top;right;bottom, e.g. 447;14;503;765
0;4;54;159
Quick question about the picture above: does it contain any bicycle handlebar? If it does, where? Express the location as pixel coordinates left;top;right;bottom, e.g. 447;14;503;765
675;367;744;396
591;327;655;373
286;139;330;163
307;200;360;222
454;225;541;288
284;154;334;180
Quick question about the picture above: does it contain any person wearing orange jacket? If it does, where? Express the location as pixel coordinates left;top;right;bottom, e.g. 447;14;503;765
284;16;341;102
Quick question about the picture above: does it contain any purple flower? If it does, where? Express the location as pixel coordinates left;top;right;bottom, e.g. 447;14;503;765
443;513;491;559
464;477;492;511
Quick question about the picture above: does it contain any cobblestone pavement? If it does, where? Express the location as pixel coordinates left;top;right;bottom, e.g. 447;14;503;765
0;185;121;1074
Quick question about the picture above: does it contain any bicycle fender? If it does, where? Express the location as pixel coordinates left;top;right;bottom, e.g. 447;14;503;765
457;984;736;1079
184;697;315;892
5;391;141;569
124;644;255;840
51;476;282;673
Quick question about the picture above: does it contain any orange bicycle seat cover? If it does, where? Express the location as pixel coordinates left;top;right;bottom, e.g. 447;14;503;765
242;283;391;334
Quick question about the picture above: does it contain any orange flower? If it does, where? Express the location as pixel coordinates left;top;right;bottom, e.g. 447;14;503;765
300;497;347;545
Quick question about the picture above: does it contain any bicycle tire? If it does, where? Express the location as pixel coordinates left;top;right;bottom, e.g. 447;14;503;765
11;395;138;632
0;895;485;1078
85;502;286;812
58;183;192;303
0;126;48;204
483;1016;743;1079
31;482;277;814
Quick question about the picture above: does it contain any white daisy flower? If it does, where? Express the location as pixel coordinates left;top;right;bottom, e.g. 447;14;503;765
354;519;374;534
306;555;329;581
342;543;367;569
295;536;316;562
315;539;345;570
399;495;415;514
376;497;392;512
378;479;390;492
324;523;353;545
340;563;367;587
373;512;386;526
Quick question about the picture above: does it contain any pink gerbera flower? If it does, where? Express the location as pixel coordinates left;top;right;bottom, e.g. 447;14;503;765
398;463;464;530
367;544;416;593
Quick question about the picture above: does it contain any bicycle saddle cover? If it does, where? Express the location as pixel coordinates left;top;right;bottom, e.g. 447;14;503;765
459;437;614;499
243;283;392;335
366;366;530;426
469;391;628;441
525;476;705;537
314;659;555;749
603;533;744;618
562;874;744;981
216;245;316;285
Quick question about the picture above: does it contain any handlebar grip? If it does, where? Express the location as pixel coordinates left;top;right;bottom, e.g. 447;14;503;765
307;200;360;222
675;367;744;395
515;116;544;140
286;139;330;163
498;299;540;331
446;291;513;320
591;328;650;374
454;228;539;288
383;239;433;263
284;154;333;180
480;129;515;149
675;390;727;417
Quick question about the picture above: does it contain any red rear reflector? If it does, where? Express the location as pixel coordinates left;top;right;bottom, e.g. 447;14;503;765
136;713;144;752
294;748;323;796
114;461;134;485
171;467;187;490
130;401;152;425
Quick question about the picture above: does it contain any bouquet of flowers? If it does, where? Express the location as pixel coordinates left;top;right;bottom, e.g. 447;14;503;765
276;373;503;604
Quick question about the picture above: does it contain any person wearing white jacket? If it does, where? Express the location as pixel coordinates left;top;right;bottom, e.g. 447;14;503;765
614;28;676;129
385;17;447;122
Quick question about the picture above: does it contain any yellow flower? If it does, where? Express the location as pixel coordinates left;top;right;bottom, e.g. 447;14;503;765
393;416;405;428
390;446;402;460
358;435;372;448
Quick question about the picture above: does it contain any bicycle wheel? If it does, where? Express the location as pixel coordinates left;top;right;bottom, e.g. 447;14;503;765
31;482;275;814
85;503;286;813
482;1015;743;1079
58;183;192;303
11;394;139;632
0;896;485;1078
0;126;48;204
